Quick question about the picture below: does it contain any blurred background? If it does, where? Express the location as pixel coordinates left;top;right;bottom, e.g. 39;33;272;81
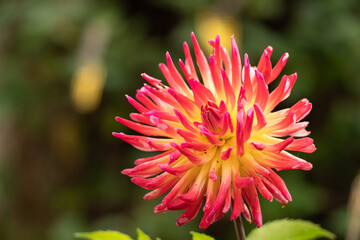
0;0;359;239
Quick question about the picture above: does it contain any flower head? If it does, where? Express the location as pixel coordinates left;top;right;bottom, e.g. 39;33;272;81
114;33;315;229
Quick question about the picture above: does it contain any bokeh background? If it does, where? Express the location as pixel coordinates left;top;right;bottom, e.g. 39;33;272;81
0;0;359;240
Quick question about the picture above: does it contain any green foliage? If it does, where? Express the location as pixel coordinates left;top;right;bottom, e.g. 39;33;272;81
247;219;336;240
75;230;132;240
190;231;215;240
75;229;216;240
75;229;160;240
75;221;335;240
136;229;153;240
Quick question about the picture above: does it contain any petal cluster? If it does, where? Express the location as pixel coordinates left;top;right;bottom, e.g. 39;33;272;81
114;33;315;229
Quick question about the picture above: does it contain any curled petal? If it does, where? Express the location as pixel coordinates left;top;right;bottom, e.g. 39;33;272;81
243;183;262;227
115;117;169;137
220;146;233;160
263;137;294;153
159;162;194;177
135;149;175;165
141;73;163;89
234;174;254;189
285;137;316;153
113;132;172;152
181;142;212;151
253;103;267;131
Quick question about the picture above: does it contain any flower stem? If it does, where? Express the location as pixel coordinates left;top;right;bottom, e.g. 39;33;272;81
233;216;246;240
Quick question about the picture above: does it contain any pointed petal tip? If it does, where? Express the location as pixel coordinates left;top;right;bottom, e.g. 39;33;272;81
209;170;217;181
264;49;270;57
187;77;196;85
167;88;174;94
112;132;123;137
255;70;264;81
191;32;197;41
158;163;167;169
208;54;215;63
283;52;289;61
281;200;289;208
165;51;172;61
121;169;132;175
244;54;249;67
169;142;178;148
304;162;313;170
176;217;188;226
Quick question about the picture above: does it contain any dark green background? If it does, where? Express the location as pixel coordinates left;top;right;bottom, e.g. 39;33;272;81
0;0;359;239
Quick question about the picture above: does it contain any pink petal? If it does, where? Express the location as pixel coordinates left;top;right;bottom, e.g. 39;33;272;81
220;146;233;160
191;32;213;90
236;107;245;156
270;52;289;83
254;70;269;111
188;78;216;106
183;41;199;81
115;116;169;137
231;35;242;95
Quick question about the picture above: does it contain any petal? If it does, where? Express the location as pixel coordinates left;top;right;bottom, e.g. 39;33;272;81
183;41;199;81
243;54;253;102
188;78;216;106
165;52;192;97
254;70;269;111
112;132;172;152
191;32;213;91
231;35;242;95
115;116;170;137
270;52;289;83
243;183;262;227
236;107;245;156
220;146;233;160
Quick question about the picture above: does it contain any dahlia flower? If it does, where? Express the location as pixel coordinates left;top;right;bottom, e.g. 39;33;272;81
113;33;315;229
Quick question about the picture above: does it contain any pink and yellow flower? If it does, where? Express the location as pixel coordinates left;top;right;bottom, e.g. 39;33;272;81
113;33;315;229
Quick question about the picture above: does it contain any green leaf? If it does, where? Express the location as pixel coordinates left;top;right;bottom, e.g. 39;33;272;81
190;231;215;240
247;219;336;240
74;230;133;240
137;229;151;240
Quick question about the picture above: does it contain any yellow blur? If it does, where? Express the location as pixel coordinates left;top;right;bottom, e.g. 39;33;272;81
71;62;106;114
195;9;242;54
